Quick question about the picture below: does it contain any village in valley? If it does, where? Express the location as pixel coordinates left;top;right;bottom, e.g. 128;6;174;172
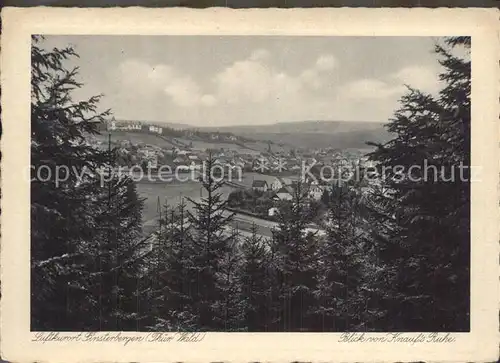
89;118;377;238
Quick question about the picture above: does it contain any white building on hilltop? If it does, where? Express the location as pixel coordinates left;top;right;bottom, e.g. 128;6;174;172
124;123;142;131
149;125;163;134
108;119;142;131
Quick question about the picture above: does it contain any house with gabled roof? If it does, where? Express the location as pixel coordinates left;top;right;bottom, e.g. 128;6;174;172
274;186;294;201
173;155;188;164
252;180;268;192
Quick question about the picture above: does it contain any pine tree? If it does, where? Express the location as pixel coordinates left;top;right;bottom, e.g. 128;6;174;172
271;182;319;331
90;161;149;331
264;228;283;332
185;154;237;331
239;223;271;331
150;199;198;331
31;36;149;331
30;35;110;330
367;37;471;331
213;227;245;331
146;201;171;329
116;181;152;331
313;181;371;332
320;188;330;206
359;181;402;331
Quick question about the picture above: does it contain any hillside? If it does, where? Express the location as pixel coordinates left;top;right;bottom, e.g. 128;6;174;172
205;120;387;135
103;119;393;151
91;129;289;155
232;129;392;150
117;120;191;130
203;120;392;150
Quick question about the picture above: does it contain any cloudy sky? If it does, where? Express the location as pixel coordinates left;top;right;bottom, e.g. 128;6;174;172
40;35;444;126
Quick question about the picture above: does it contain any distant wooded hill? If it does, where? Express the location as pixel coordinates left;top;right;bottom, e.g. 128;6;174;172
202;120;392;150
108;120;393;151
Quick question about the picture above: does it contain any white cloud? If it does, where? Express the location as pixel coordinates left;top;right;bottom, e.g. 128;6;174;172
212;57;302;105
115;51;341;117
392;65;440;94
343;79;403;100
335;65;441;122
147;64;173;84
42;34;445;126
342;65;440;102
164;77;203;107
249;49;271;62
200;94;217;107
299;55;338;90
211;50;339;107
117;59;218;108
113;53;439;125
315;54;337;71
299;69;322;89
118;59;163;89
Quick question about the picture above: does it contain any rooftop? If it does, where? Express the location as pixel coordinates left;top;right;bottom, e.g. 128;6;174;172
252;180;268;188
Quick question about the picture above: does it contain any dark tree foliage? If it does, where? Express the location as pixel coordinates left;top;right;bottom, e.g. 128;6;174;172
31;35;109;330
90;165;149;331
239;223;272;331
213;227;245;331
366;37;471;331
183;154;240;331
149;200;198;331
270;182;319;331
313;182;370;331
31;36;147;331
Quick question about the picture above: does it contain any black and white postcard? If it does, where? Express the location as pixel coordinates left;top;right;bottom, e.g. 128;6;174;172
1;7;499;362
